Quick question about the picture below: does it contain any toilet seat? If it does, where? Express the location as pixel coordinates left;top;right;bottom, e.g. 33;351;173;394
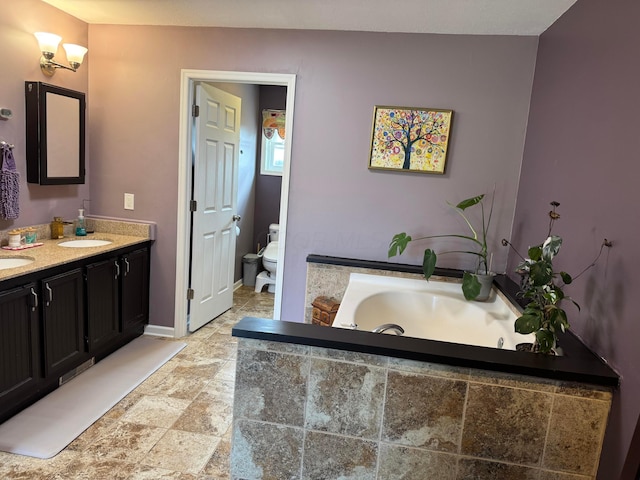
263;241;278;262
256;240;278;293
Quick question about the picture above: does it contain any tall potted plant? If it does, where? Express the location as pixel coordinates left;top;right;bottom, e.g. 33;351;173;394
503;201;611;354
388;192;495;301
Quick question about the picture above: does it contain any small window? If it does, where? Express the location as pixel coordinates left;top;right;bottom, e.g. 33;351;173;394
261;109;286;176
261;132;285;176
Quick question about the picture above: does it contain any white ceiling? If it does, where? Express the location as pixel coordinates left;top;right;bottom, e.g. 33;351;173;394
42;0;577;36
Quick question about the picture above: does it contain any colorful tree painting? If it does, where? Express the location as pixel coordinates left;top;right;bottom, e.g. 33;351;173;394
369;107;453;173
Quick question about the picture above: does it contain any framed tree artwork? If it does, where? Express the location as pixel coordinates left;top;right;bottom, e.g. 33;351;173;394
368;106;453;174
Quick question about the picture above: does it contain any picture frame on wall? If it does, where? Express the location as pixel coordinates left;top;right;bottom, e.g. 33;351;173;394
368;106;453;174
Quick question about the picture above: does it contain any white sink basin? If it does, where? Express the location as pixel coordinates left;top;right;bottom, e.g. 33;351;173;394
58;239;113;248
0;257;35;270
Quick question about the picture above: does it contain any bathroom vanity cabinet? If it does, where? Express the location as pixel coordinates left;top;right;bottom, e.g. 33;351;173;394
120;248;149;334
0;242;151;424
86;247;149;360
86;258;120;354
0;283;40;422
41;268;85;378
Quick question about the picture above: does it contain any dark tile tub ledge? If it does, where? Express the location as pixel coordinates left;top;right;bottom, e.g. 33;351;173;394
232;255;619;388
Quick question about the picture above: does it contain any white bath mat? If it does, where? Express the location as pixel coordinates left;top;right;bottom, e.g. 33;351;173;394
0;335;186;459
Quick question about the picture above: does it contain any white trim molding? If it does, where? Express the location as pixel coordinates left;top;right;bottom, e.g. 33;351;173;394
144;324;176;338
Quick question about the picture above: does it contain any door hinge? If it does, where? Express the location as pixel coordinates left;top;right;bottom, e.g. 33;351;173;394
187;288;194;300
190;200;197;212
192;104;200;117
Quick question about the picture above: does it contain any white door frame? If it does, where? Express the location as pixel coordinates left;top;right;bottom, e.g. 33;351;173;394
175;69;296;338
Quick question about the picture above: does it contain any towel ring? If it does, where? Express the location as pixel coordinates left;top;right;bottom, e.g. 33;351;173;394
0;141;15;150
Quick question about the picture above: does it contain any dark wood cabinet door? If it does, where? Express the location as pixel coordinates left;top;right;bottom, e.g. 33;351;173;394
121;248;149;331
0;283;40;418
86;258;120;352
41;269;85;377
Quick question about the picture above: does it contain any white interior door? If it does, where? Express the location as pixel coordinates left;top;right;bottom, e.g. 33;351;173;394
189;83;241;332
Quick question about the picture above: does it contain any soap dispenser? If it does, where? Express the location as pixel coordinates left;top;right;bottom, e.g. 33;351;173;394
76;209;87;236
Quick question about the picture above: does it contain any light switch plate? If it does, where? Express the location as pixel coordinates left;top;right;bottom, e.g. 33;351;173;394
124;193;134;210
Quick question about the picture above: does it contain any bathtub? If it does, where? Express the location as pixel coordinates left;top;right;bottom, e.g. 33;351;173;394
332;273;534;350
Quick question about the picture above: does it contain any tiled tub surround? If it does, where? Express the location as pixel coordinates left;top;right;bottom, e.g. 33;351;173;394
228;255;618;479
0;218;153;282
231;326;613;480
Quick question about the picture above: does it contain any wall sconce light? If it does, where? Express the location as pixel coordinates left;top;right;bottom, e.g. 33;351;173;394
34;32;88;77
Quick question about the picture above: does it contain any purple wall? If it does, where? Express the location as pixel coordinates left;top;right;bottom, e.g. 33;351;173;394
0;1;89;232
86;26;538;328
509;1;640;477
254;85;285;249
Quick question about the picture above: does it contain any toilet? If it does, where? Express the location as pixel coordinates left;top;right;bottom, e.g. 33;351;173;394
255;224;279;293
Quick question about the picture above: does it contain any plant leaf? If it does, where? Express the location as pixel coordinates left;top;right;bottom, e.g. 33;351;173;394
529;260;553;286
528;245;542;261
542;287;559;305
560;271;572;285
389;232;411;257
549;307;564;332
558;308;569;332
462;272;481;300
422;249;437;280
523;304;542;316
515;313;541;334
515;259;531;276
568;297;581;312
542;235;562;261
535;330;556;354
456;194;484;211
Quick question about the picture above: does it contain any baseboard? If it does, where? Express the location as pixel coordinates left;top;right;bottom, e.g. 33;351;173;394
144;324;176;338
147;280;242;338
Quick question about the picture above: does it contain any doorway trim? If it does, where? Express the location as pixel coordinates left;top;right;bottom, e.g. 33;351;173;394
174;69;296;338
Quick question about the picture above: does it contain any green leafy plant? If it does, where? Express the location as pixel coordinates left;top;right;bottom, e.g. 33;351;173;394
503;201;611;354
388;193;494;300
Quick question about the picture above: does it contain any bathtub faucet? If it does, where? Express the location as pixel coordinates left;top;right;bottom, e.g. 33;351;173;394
372;323;405;335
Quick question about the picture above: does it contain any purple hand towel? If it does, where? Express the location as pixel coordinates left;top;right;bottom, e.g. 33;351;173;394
1;146;20;220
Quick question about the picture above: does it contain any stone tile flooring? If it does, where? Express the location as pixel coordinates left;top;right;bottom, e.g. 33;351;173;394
0;286;273;480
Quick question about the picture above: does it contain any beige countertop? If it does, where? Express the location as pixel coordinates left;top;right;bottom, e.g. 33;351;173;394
0;233;150;283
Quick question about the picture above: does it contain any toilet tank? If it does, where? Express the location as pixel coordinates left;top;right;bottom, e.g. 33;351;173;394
269;224;280;242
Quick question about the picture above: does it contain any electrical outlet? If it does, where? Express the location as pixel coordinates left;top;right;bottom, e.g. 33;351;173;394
124;193;135;210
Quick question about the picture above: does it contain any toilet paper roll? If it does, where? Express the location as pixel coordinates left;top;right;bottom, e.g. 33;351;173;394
236;225;240;237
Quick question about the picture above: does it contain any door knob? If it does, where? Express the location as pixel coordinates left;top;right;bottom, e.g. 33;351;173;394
232;215;242;222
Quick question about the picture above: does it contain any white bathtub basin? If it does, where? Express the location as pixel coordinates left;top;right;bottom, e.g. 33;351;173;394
332;273;533;350
0;257;35;270
58;239;112;248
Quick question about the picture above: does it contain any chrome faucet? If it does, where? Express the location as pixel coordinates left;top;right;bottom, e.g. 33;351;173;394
372;323;405;335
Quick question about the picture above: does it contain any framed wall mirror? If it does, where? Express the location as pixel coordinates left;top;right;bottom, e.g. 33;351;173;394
25;81;86;185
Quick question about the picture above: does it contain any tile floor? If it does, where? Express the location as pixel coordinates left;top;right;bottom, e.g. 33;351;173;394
0;286;273;480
